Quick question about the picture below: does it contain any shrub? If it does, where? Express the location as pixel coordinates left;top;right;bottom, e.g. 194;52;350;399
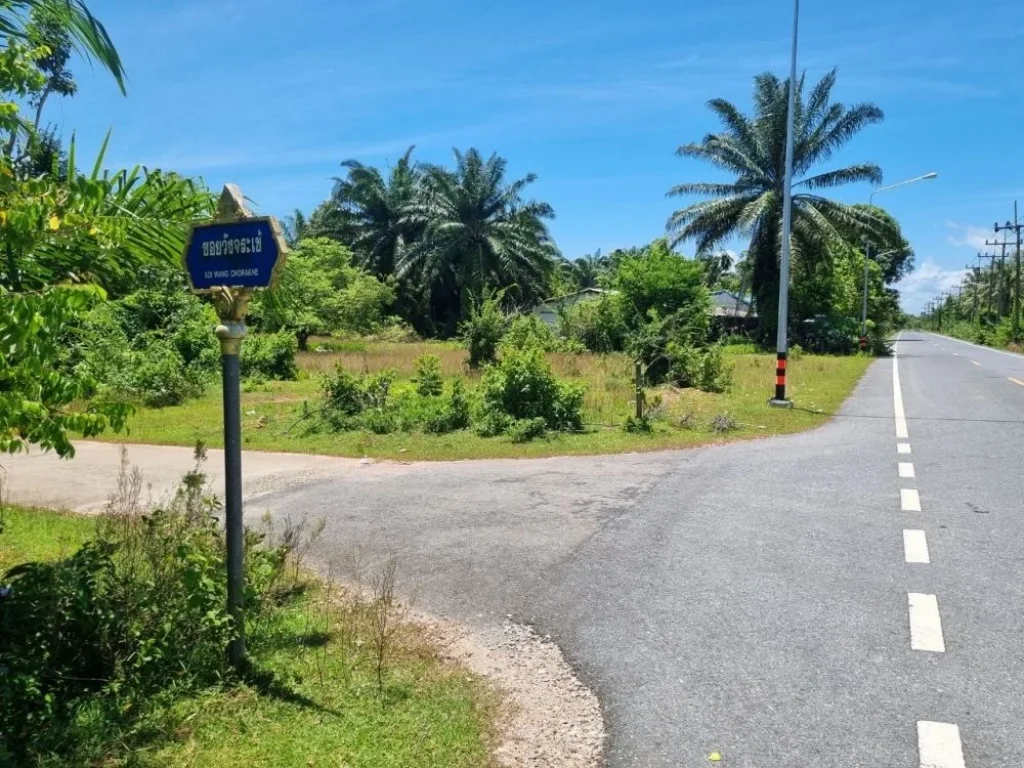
460;292;508;368
313;366;397;432
508;417;548;443
558;296;629;353
796;315;858;355
624;414;653;433
501;314;560;353
321;366;365;418
241;332;299;381
132;339;208;407
424;379;472;434
476;347;586;436
413;354;444;397
0;450;289;764
710;413;736;433
667;343;733;393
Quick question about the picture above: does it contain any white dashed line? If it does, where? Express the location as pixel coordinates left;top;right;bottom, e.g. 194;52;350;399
903;530;930;564
901;488;922;512
893;355;909;439
917;721;965;768
1010;378;1024;387
908;593;946;652
898;443;912;454
952;352;960;356
899;462;916;479
971;360;981;366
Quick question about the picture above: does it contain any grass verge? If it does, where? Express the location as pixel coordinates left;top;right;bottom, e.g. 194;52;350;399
0;507;497;768
96;342;874;461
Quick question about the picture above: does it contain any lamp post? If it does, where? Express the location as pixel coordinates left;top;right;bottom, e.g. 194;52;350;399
769;0;800;407
861;172;938;348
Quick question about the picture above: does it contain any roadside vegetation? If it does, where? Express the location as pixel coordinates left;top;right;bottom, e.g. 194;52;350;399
0;455;496;767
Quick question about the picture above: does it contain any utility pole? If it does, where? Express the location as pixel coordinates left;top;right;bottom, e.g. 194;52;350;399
967;263;978;323
995;201;1023;341
985;234;1012;317
977;251;998;322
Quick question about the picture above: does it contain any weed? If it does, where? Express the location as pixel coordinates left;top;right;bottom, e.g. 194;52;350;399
710;413;737;433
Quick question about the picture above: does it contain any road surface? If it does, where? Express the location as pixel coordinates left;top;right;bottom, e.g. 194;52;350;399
4;330;1022;767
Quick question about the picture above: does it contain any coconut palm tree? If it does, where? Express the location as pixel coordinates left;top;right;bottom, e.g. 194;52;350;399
329;145;420;276
399;148;558;332
667;69;892;337
563;249;608;290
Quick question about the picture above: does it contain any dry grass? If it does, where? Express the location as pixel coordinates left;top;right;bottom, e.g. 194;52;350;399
101;341;872;461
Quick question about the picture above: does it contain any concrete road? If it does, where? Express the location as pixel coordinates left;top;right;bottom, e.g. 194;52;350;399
3;330;1021;766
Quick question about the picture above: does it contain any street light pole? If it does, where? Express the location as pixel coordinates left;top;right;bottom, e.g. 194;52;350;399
861;172;938;347
770;0;799;407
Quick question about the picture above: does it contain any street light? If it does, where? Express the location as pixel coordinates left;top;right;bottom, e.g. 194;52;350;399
861;172;938;347
770;0;800;407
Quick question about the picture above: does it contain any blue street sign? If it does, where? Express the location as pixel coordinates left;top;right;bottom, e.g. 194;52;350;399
183;217;286;291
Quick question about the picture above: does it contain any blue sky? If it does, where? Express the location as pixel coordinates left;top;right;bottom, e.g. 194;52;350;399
54;0;1024;312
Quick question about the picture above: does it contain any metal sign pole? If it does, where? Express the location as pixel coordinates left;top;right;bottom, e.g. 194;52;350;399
182;184;287;671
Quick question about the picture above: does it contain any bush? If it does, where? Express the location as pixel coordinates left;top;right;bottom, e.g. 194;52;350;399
424;379;471;434
241;332;298;381
74;280;220;407
558;296;629;353
667;343;733;393
460;292;508;368
313;366;397;432
413;354;444;397
508;417;548;443
0;450;289;764
501;315;560;352
476;347;586;437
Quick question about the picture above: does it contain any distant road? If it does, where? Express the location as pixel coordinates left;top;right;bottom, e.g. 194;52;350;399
5;332;1023;766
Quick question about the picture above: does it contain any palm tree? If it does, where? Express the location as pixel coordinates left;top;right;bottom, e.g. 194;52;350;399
696;249;734;288
667;69;892;337
564;249;607;290
2;1;125;92
399;148;558;332
330;145;420;276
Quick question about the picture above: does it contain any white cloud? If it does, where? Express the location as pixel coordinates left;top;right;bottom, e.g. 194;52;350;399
944;221;992;250
896;259;968;313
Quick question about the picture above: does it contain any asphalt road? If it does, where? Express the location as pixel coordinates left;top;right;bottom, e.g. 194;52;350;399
5;331;1021;766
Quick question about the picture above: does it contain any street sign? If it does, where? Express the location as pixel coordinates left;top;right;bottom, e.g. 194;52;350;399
183;217;286;292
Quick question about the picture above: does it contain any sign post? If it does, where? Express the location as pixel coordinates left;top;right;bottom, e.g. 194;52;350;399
183;184;287;669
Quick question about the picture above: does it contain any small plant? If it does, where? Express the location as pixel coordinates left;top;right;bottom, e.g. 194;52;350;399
424;379;471;434
788;343;804;360
624;414;653;433
500;314;559;353
413;354;444;397
460;291;508;368
710;413;736;433
371;555;402;698
508;416;548;443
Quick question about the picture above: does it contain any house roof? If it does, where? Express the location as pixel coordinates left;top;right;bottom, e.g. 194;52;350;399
710;290;755;317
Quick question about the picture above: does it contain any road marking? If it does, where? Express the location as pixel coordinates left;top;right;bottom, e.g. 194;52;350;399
893;356;909;439
899;462;916;478
1010;378;1024;387
952;352;960;356
917;721;965;768
908;593;946;652
904;530;930;563
971;360;981;366
898;443;912;454
901;488;922;512
929;330;1024;361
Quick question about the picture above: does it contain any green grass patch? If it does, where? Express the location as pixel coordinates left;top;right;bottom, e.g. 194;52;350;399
1;508;497;767
97;342;873;461
0;506;96;573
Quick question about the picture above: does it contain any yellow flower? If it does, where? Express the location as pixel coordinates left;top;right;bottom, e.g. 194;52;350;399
0;211;6;225
48;215;60;231
89;226;99;236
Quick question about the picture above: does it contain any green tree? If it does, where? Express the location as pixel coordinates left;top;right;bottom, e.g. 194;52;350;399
615;239;710;327
561;249;608;290
330;145;420;277
250;237;395;348
400;148;559;335
666;69;892;338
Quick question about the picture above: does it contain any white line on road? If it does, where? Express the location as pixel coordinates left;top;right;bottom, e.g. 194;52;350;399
893;355;909;439
952;352;960;356
1010;378;1024;387
908;593;946;652
901;488;922;512
898;443;912;454
899;462;916;478
971;360;981;366
903;530;930;564
917;721;965;768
